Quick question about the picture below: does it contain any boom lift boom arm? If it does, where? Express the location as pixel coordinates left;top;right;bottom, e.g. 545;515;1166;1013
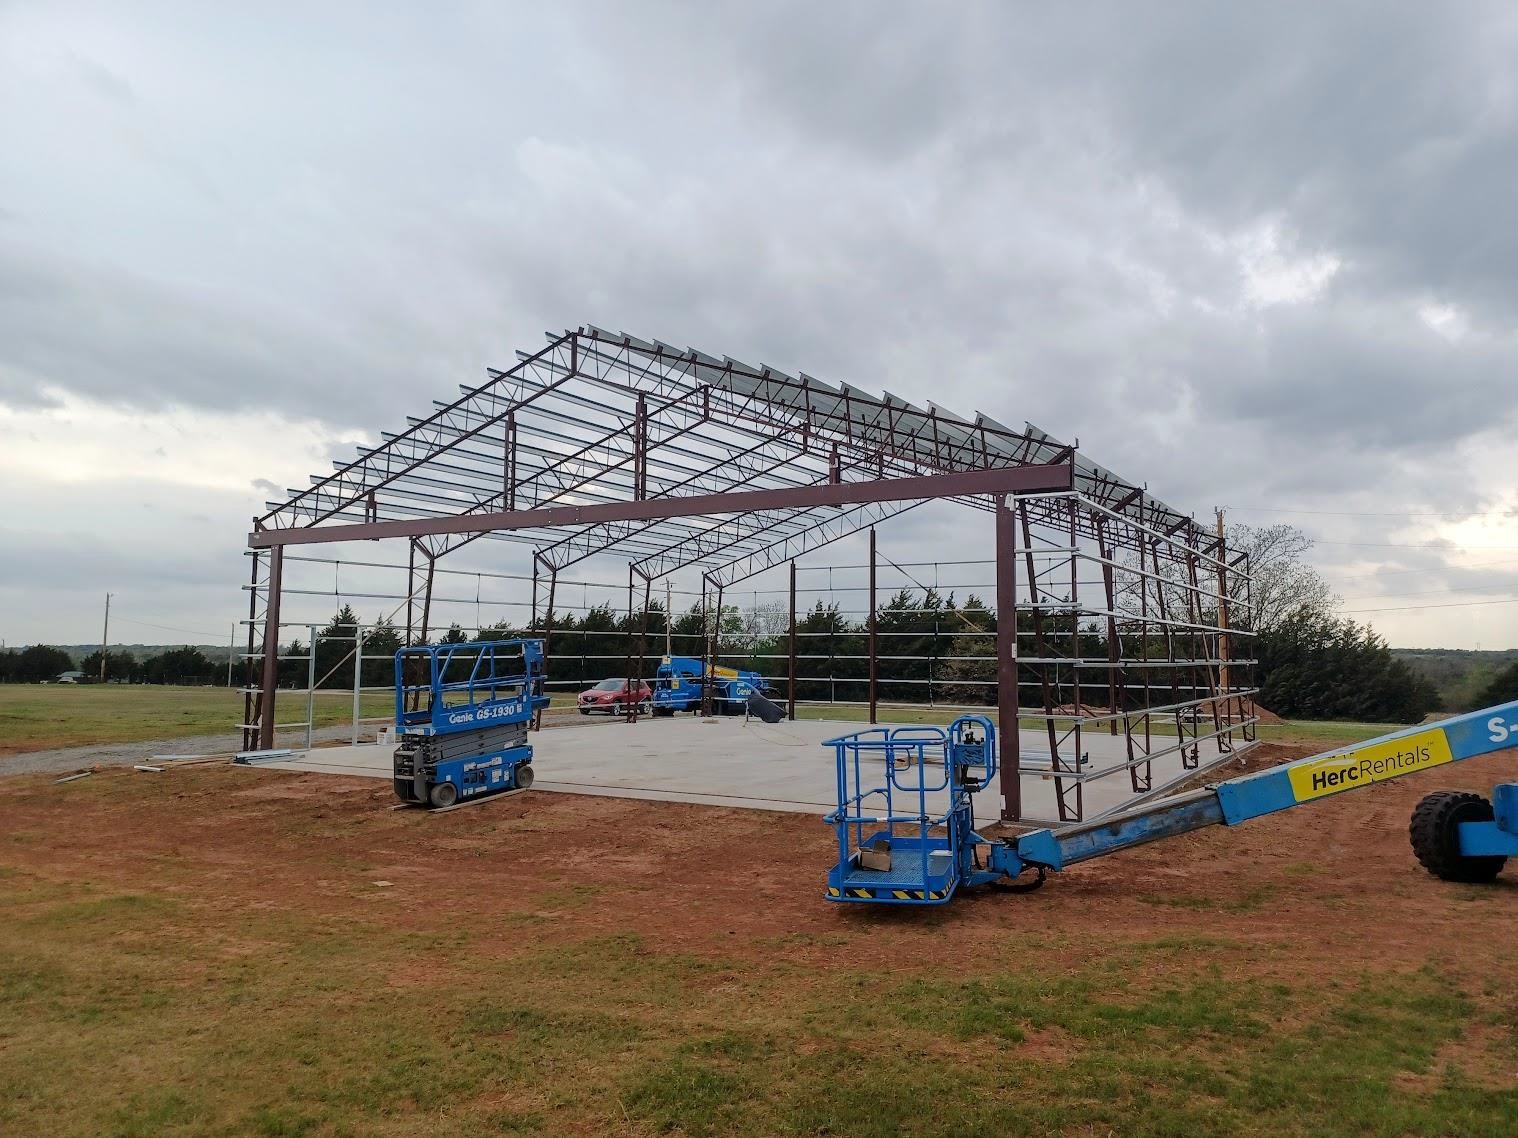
824;701;1518;905
1012;700;1518;876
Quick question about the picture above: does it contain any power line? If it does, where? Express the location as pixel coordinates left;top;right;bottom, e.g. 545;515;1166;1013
1314;540;1518;551
1340;580;1518;603
1230;505;1506;520
1321;555;1518;585
1343;596;1518;615
111;615;226;640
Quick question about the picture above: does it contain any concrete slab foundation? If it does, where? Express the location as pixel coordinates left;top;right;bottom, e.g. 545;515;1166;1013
236;714;1253;826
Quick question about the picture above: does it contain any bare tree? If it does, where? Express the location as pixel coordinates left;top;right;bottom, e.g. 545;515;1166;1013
741;600;789;641
1227;523;1338;631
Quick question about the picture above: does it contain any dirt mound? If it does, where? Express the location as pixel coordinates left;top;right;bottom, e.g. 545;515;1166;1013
1050;703;1110;718
1251;702;1286;725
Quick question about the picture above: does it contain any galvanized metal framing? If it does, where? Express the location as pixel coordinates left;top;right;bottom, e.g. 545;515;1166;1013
243;324;1254;819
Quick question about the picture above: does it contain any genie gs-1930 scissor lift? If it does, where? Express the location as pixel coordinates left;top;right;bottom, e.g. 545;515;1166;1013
392;639;550;809
825;701;1518;905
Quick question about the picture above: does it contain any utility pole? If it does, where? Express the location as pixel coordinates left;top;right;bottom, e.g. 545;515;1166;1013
99;593;112;683
1214;508;1229;708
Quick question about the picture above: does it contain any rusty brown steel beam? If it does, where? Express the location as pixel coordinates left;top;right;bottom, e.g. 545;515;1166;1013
788;559;797;721
995;497;1020;821
868;526;878;725
241;551;263;752
248;464;1075;549
256;545;284;752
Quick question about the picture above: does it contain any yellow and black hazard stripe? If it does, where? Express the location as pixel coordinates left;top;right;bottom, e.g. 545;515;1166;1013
826;885;949;902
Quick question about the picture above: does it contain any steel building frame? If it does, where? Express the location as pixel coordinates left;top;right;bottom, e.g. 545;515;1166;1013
244;324;1256;822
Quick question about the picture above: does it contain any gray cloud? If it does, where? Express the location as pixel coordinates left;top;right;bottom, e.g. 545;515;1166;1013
3;1;1518;645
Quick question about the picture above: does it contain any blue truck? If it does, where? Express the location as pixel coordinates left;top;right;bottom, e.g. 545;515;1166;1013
650;655;772;717
824;702;1518;905
392;639;550;808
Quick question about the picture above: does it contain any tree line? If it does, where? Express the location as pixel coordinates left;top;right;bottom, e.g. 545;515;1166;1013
270;603;749;690
270;579;1438;727
0;644;226;685
0;525;1448;723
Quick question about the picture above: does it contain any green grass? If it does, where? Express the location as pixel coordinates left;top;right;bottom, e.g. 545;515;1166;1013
0;682;1418;757
1256;718;1417;749
0;685;394;753
0;871;1513;1137
0;686;584;754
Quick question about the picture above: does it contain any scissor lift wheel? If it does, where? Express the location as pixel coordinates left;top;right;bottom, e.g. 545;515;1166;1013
429;781;459;808
1409;790;1507;883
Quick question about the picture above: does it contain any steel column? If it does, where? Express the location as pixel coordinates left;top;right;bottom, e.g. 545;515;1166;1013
788;559;798;721
630;572;651;723
1215;513;1232;744
241;551;262;751
699;576;711;717
256;544;284;752
714;583;725;673
504;411;517;509
1096;513;1122;736
868;527;878;725
623;564;635;721
1021;499;1077;821
996;497;1021;821
633;393;648;500
542;569;558;724
304;623;316;751
351;624;365;746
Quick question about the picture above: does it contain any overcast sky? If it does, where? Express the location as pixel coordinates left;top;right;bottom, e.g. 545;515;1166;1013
4;1;1518;651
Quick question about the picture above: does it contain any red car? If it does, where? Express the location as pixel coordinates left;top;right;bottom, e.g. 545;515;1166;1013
577;677;653;715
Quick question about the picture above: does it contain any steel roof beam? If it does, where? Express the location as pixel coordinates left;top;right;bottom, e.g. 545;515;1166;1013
249;463;1074;549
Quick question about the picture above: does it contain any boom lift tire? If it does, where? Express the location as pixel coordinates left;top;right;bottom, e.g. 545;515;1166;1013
1409;790;1507;883
429;781;459;808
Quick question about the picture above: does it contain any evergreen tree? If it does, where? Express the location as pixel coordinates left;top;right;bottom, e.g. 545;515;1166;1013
79;649;140;683
939;595;997;706
362;618;403;687
1476;660;1518;709
794;601;859;702
141;646;217;685
313;605;361;689
17;645;74;682
1255;607;1437;723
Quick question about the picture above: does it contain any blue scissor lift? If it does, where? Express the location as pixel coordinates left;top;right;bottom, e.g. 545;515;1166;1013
826;701;1518;906
392;639;550;809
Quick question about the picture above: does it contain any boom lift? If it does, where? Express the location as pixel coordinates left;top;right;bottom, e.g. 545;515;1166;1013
651;655;772;716
824;702;1518;905
392;639;550;808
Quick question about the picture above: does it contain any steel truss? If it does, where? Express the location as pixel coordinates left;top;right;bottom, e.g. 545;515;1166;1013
243;325;1254;821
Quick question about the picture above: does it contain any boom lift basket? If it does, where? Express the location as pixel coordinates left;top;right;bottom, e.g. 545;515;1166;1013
824;716;997;905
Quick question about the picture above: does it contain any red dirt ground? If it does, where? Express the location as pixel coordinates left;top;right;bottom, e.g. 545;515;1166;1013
6;741;1518;995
